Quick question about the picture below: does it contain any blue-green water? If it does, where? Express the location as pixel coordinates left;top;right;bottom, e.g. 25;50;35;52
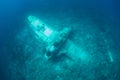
0;0;120;80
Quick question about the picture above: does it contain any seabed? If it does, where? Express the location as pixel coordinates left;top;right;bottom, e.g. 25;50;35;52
8;11;119;80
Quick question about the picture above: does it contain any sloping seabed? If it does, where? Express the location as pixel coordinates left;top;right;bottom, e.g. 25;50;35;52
8;11;120;80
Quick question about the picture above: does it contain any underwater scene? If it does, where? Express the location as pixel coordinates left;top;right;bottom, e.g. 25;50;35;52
0;0;120;80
